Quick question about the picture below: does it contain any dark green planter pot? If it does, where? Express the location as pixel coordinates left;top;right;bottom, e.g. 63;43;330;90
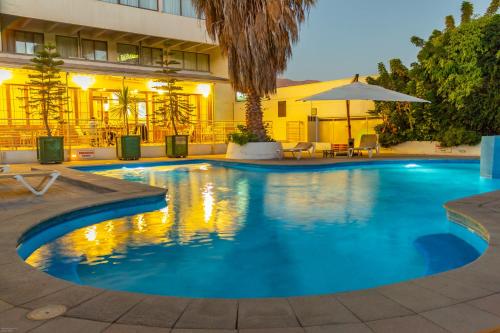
166;135;188;158
116;135;141;160
37;136;64;164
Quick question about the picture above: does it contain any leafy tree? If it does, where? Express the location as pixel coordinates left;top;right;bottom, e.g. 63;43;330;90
25;44;67;137
461;1;474;24
152;59;194;136
191;0;315;141
369;1;499;147
486;0;499;16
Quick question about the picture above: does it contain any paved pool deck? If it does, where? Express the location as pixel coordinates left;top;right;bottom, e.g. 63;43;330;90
1;155;500;333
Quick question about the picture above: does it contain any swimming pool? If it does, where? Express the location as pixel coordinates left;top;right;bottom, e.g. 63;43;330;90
19;160;500;298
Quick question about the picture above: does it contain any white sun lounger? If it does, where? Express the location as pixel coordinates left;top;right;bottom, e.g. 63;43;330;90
280;142;314;160
0;168;60;196
348;134;380;158
0;165;10;173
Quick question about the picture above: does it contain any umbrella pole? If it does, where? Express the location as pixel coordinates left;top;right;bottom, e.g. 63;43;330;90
346;100;352;140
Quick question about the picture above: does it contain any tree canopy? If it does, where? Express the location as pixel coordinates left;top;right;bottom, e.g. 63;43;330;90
368;1;499;147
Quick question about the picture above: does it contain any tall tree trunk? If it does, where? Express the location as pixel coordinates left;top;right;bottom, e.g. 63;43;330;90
43;103;52;137
245;92;267;141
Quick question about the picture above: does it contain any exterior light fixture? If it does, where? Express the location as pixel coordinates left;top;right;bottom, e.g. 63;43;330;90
0;69;13;85
196;84;211;97
72;75;95;90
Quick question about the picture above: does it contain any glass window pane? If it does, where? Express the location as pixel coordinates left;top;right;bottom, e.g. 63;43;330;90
163;0;180;15
15;31;27;54
196;53;209;71
82;40;95;60
184;52;197;70
56;36;78;58
181;0;196;17
120;0;139;6
141;47;152;65
34;33;44;53
167;51;183;68
117;43;139;64
94;41;108;61
152;49;163;66
139;0;157;10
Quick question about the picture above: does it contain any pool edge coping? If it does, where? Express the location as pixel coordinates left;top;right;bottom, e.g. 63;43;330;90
1;157;500;331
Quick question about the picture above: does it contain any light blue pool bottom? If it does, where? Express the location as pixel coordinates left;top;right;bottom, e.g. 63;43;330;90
20;160;498;298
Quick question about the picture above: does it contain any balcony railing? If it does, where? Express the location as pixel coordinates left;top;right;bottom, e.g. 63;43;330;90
0;119;273;150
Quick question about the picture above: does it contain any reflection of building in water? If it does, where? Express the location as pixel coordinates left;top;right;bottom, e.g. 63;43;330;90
27;164;248;268
264;170;379;226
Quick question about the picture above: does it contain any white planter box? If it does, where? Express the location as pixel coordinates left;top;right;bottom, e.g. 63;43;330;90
226;142;283;160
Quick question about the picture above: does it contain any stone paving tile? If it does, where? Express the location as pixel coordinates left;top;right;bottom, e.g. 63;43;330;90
174;299;237;329
412;274;493;301
239;328;305;333
441;268;500;293
367;315;448;333
30;316;110;333
0;300;13;313
304;323;373;333
105;323;172;333
468;293;500;317
66;291;145;323
172;330;235;333
421;303;500;333
238;298;300;329
117;296;190;328
288;295;359;326
23;285;104;310
0;307;46;333
377;282;457;313
0;263;71;305
336;290;414;321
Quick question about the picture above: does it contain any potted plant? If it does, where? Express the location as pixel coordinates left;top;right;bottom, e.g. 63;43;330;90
25;44;67;164
153;60;194;158
109;86;141;160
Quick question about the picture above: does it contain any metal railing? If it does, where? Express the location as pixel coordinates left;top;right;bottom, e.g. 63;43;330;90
0;119;273;149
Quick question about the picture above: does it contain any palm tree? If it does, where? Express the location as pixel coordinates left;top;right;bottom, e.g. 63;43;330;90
191;0;316;141
461;1;474;24
486;0;499;16
109;86;139;136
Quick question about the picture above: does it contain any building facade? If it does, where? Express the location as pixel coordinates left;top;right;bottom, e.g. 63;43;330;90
234;77;381;148
0;0;237;152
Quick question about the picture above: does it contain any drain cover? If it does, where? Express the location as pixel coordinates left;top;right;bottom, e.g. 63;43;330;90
27;305;67;321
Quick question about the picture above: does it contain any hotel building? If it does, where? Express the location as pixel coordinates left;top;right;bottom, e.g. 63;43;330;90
0;0;237;160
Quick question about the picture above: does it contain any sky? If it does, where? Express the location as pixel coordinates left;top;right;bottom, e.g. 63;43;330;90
283;0;492;81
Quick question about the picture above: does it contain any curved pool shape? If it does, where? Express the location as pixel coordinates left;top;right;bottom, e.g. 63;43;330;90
19;160;500;298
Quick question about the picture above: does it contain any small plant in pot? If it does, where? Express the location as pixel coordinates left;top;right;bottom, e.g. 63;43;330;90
153;60;194;158
109;86;141;160
25;44;67;164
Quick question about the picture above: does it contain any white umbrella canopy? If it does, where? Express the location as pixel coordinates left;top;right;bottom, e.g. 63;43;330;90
299;81;430;103
299;77;430;141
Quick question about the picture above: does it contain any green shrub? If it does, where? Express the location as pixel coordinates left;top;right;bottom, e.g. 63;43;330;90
439;127;481;147
228;125;274;145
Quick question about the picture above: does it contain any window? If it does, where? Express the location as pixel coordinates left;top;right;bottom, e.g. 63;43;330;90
163;0;200;17
12;31;44;55
278;101;287;117
56;36;78;58
163;0;180;15
141;46;163;66
183;52;197;71
117;43;139;64
82;39;108;61
101;0;158;10
167;51;183;68
196;53;210;72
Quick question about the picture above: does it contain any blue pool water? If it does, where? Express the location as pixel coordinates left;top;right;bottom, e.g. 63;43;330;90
19;160;500;298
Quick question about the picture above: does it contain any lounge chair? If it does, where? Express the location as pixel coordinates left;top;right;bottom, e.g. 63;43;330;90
0;165;10;173
280;142;314;160
348;134;380;158
0;167;60;196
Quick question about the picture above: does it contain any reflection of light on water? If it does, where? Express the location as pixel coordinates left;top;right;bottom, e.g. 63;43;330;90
202;183;214;222
199;165;209;171
85;226;97;242
136;215;146;232
160;206;169;224
405;163;421;168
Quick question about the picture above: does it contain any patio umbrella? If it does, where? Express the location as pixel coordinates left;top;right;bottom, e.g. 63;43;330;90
299;75;430;140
